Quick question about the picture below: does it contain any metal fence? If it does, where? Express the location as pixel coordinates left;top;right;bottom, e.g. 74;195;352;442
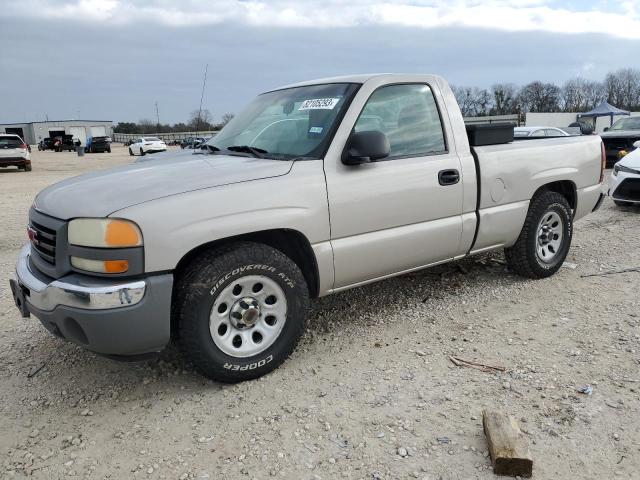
112;131;219;143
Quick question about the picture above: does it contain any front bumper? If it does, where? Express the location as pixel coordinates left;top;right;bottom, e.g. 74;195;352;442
609;170;640;204
12;244;173;356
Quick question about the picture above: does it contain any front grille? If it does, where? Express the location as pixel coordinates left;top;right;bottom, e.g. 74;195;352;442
604;137;640;151
614;178;640;202
29;220;57;264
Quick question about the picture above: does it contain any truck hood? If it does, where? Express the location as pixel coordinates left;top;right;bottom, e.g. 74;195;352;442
34;153;294;220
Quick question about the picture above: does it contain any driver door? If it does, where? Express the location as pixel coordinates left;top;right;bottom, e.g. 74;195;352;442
326;83;465;289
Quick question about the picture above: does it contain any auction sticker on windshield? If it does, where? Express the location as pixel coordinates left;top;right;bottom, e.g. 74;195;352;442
299;98;340;110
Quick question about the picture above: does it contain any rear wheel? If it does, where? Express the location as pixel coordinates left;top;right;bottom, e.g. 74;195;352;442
140;148;145;156
128;148;134;156
505;190;572;279
174;242;309;382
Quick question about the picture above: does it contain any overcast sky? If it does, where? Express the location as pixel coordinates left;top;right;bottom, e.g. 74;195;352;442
1;0;640;124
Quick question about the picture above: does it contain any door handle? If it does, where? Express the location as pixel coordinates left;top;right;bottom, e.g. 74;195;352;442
438;169;460;186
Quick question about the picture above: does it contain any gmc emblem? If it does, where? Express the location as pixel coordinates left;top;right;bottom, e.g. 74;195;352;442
27;226;39;246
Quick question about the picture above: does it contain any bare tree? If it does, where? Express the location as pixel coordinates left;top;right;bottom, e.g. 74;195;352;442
604;68;640;110
138;118;155;134
452;86;492;116
561;78;605;112
518;81;561;113
221;113;234;125
189;109;214;130
490;83;519;115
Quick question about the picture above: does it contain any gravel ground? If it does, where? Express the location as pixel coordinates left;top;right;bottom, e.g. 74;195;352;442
1;146;639;480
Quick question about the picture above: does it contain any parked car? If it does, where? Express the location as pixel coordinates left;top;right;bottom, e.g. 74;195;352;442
610;141;640;207
86;136;111;153
180;137;207;149
38;138;55;151
0;134;31;171
514;126;571;138
10;74;606;382
128;137;167;156
600;116;640;165
53;135;76;152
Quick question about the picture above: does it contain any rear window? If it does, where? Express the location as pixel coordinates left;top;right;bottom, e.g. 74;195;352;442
0;136;22;148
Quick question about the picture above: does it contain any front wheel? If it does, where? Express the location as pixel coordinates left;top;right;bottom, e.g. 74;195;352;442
128;148;134;156
505;191;573;279
174;242;309;382
140;148;145;156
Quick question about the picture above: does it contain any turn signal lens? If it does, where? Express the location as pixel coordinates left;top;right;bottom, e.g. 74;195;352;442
105;220;142;247
68;218;143;248
71;257;129;274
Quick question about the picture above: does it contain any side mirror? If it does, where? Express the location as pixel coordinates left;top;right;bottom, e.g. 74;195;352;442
633;140;640;149
603;127;609;132
342;130;390;165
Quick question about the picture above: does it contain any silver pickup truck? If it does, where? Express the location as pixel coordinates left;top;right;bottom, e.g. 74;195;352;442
10;74;606;382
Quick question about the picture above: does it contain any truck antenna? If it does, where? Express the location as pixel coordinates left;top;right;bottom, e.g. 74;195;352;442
155;101;160;134
194;64;208;148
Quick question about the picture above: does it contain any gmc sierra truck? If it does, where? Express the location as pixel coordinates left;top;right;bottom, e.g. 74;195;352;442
10;74;606;382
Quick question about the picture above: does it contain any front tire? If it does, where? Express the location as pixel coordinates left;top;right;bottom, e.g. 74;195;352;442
129;148;134;156
140;148;145;156
174;242;309;382
505;191;573;279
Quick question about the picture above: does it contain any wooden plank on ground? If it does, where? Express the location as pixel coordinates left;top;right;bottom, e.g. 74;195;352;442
482;409;533;477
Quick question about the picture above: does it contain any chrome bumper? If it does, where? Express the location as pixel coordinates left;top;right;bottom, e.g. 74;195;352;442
15;244;146;311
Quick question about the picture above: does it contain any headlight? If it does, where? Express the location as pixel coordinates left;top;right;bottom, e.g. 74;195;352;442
613;164;638;176
68;218;143;248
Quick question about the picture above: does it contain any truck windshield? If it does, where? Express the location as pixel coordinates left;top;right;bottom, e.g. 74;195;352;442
610;117;640;131
206;83;359;159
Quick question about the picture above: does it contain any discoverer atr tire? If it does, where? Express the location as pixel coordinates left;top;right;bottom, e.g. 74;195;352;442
174;242;309;382
505;190;572;279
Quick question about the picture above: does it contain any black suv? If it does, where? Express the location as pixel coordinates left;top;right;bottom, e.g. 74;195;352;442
86;136;111;153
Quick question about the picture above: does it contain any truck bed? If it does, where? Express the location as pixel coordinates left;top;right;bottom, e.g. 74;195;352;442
468;135;603;254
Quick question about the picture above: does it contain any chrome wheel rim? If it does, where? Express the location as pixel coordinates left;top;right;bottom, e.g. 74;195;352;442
536;211;563;263
209;275;287;358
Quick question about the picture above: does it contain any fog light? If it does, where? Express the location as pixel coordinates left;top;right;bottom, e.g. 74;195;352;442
71;257;129;274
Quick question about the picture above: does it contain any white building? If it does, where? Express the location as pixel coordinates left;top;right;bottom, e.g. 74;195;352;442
0;120;113;146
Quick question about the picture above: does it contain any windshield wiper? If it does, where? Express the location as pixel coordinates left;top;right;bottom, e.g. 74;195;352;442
225;145;268;158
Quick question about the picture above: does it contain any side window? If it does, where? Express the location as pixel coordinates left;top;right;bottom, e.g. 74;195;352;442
354;84;446;159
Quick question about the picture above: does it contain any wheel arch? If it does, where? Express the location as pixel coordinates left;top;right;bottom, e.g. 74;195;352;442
173;228;321;299
533;180;577;213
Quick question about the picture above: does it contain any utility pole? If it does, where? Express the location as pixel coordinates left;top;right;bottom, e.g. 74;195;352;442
155;101;160;133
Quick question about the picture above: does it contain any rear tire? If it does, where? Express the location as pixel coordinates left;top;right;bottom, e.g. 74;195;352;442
174;242;309;383
129;148;134;156
505;190;572;279
140;148;145;156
